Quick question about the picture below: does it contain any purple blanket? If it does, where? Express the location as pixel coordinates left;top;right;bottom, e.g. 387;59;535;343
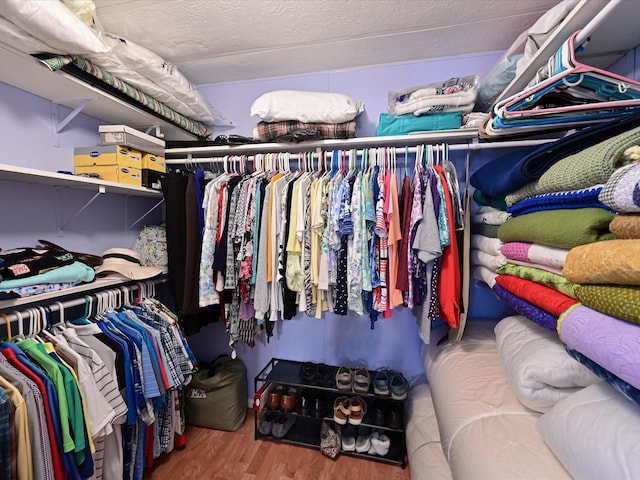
558;305;640;390
492;284;558;331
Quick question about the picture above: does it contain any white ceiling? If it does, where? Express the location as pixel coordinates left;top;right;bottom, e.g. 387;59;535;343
92;0;563;86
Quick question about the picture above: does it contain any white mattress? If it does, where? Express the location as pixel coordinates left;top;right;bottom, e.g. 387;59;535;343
405;383;453;480
422;322;571;480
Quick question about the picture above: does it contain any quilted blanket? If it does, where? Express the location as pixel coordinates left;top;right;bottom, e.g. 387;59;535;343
609;213;640;239
493;284;558;331
506;126;640;206
500;241;569;270
496;263;576;298
495;275;578;317
575;284;640;325
558;304;640;390
497;208;616;249
564;239;640;285
599;161;640;213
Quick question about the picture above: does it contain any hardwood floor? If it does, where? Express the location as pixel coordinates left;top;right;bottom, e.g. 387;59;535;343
143;409;411;480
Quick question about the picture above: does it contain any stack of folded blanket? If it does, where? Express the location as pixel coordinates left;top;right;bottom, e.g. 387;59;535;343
471;113;640;411
376;75;479;136
470;205;509;289
250;90;363;142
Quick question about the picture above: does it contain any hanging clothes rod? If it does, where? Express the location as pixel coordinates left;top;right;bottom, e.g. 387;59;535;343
166;138;557;166
0;275;168;327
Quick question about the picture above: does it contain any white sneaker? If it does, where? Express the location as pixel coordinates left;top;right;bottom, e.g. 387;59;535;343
355;427;372;453
371;431;390;456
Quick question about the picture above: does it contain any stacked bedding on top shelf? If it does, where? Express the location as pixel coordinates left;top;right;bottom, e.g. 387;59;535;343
0;0;225;139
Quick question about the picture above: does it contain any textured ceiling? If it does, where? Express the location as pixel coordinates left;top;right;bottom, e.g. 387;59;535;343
92;0;562;86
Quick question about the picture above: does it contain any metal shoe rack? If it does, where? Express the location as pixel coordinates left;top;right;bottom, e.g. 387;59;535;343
254;357;407;468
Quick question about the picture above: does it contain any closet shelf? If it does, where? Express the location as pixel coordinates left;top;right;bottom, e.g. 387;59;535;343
0;41;198;141
164;129;480;159
0;163;162;198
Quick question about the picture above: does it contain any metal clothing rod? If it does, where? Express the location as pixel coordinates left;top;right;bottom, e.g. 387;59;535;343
166;138;556;166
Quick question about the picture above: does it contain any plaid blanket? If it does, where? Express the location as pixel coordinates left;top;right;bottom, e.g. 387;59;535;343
255;120;356;142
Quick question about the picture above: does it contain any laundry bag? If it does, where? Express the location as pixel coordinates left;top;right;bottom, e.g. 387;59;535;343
185;355;247;431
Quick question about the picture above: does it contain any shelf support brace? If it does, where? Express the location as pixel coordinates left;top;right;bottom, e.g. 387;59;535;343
56;185;106;235
127;198;165;230
51;99;91;146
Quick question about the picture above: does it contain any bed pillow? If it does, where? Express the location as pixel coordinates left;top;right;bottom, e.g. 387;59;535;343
250;90;364;123
537;382;640;480
494;315;600;412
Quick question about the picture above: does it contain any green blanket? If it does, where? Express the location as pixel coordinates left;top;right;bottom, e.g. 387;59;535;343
497;208;616;249
575;284;640;325
496;263;576;298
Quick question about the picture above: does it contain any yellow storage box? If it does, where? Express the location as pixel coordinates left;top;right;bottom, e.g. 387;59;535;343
141;153;166;173
74;145;142;168
75;165;142;186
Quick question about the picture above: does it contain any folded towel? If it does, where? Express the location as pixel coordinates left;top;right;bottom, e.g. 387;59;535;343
471;249;507;270
389;75;479;116
472;205;511;225
497;208;616;249
470;234;503;256
472;265;497;288
376;112;462;136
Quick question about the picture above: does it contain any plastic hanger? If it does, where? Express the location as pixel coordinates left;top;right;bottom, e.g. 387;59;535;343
0;313;11;341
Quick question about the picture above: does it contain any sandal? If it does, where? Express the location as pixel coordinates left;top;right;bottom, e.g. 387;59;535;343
299;362;317;385
353;367;371;394
348;396;367;426
315;364;334;388
373;369;391;396
335;366;353;391
333;397;351;425
390;373;408;400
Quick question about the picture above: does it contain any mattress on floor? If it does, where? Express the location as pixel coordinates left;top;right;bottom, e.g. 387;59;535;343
405;382;453;480
422;322;571;480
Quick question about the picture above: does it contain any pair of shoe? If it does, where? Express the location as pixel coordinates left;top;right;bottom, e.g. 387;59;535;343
335;366;371;393
300;362;334;388
341;425;374;453
367;430;391;456
368;400;403;429
373;369;408;400
267;385;298;412
299;389;331;418
333;396;367;426
258;410;296;438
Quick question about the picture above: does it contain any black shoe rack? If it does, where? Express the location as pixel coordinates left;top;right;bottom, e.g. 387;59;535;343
254;358;407;468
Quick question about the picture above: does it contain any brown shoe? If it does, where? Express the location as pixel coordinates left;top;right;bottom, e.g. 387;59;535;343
268;385;283;410
281;387;298;412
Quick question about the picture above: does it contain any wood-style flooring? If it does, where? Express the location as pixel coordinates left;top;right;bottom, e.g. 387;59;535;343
143;409;411;480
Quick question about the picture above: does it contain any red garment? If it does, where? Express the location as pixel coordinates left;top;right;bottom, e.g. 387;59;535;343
1;347;68;480
434;166;460;329
396;175;413;292
495;275;578;317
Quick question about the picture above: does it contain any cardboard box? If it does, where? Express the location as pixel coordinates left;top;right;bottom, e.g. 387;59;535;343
99;124;165;156
74;145;142;168
253;382;274;411
142;169;165;191
142;153;166;173
75;165;142;186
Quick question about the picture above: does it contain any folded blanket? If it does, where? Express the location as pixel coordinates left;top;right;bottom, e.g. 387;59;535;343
471;249;507;270
599;161;640;213
472;190;507;210
495;275;578;317
575;284;640;325
389;75;479;116
470;234;503;256
472;265;497;288
609;213;640;239
564;239;640;285
496;263;576;298
564;348;640;407
254;120;356;142
471;111;640;197
471;206;510;225
503;258;564;276
471;223;500;238
507;185;612;217
500;241;569;270
0;282;80;300
495;315;600;413
376;112;462;136
558;304;640;390
493;284;558;331
506;126;640;206
497;208;616;249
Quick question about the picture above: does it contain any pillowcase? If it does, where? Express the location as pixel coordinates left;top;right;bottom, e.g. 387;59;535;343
537;382;640;480
250;90;364;124
494;315;600;412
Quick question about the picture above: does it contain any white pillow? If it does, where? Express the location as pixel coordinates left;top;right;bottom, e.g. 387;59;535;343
250;90;364;123
495;315;600;412
537;382;640;480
